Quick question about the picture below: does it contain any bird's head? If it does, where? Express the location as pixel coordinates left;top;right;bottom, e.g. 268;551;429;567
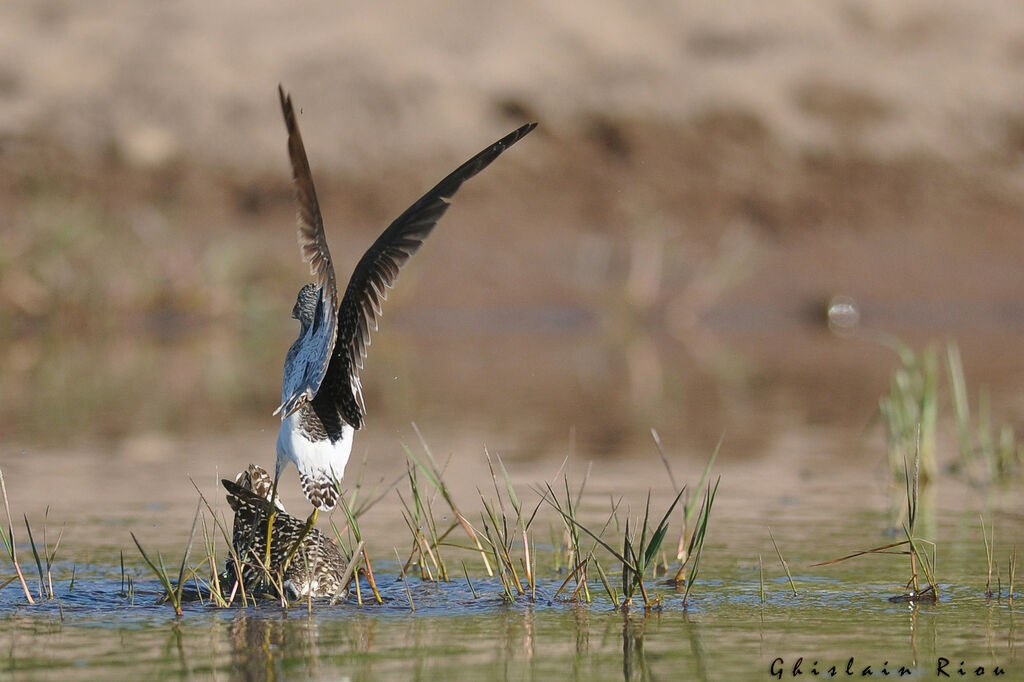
292;283;318;332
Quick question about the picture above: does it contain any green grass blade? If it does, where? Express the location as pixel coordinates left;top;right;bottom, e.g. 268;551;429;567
541;483;633;569
22;515;45;599
643;485;687;569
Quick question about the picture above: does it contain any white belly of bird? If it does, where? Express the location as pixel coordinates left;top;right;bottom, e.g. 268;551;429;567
276;412;354;489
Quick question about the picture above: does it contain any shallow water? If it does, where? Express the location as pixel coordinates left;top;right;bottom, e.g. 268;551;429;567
2;433;1022;681
3;225;1024;680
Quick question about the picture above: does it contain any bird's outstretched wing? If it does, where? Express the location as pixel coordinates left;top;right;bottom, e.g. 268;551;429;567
276;85;340;417
322;122;538;429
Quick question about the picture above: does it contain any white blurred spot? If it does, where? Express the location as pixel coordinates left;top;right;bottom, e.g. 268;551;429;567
827;295;859;335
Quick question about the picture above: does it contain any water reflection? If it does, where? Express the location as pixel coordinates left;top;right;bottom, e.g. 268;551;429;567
206;600;723;681
621;613;651;681
166;625;190;678
571;606;590;678
228;614;324;681
0;303;778;462
6;282;1024;465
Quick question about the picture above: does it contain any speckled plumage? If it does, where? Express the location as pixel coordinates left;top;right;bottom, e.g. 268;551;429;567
273;85;536;512
222;464;349;601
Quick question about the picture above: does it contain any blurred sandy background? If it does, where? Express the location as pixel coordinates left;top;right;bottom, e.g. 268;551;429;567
3;1;1024;519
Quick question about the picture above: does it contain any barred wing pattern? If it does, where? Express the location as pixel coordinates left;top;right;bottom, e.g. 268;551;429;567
276;85;339;418
322;121;538;430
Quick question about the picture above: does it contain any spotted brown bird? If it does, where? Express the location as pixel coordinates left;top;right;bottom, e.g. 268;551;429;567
223;464;350;601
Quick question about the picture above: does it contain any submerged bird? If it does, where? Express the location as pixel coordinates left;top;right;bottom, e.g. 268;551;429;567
222;464;350;601
270;85;535;541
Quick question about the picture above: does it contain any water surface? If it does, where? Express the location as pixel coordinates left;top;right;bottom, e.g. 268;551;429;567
2;432;1021;680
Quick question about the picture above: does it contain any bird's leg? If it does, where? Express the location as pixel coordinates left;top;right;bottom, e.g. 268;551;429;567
283;507;319;573
264;471;281;569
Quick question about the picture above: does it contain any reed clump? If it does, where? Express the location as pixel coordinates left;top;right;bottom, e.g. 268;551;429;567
947;342;1023;484
979;516;1019;602
1;470;47;604
390;429;721;611
539;435;720;611
878;338;938;485
813;435;938;603
877;337;1023;487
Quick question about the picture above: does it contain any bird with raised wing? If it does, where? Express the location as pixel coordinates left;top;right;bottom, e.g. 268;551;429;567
268;85;535;561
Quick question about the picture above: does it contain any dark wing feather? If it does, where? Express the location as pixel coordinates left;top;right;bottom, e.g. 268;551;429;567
223;478;276;515
276;85;340;417
321;122;538;429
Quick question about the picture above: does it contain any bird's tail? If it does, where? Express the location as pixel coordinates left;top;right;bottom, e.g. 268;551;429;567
225;463;286;512
299;470;340;511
